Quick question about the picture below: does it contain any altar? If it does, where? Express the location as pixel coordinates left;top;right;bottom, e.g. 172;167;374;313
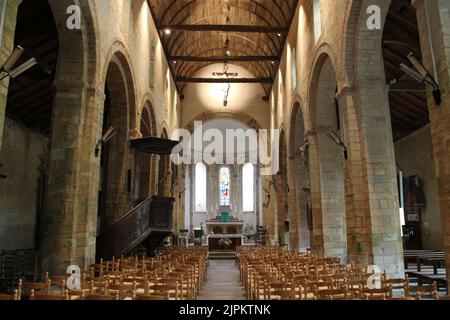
205;214;244;252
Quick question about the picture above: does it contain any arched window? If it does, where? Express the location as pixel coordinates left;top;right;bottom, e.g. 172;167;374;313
149;38;155;88
291;46;297;90
195;163;207;212
164;74;170;119
242;164;255;212
219;167;231;206
313;0;322;44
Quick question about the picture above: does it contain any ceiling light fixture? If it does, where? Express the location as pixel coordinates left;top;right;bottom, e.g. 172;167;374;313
400;52;441;106
164;29;172;35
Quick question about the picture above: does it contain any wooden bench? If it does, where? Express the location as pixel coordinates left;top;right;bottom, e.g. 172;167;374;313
403;250;437;269
407;271;448;294
417;253;445;274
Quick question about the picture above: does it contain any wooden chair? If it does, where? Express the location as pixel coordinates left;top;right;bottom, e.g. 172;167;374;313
134;294;169;301
147;284;178;300
382;273;408;297
82;292;119;300
108;282;136;300
0;290;19;301
19;279;51;299
29;289;69;301
315;288;350;300
359;286;392;299
406;282;439;300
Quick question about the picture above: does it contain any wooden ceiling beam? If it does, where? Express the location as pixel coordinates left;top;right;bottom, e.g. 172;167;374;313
160;24;289;33
388;80;426;92
170;55;279;62
176;77;273;84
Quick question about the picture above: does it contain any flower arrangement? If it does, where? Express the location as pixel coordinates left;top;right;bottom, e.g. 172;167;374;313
218;238;232;250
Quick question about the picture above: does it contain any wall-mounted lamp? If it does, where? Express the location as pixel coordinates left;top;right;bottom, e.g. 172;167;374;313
400;52;441;106
326;129;348;160
95;126;117;157
0;46;39;81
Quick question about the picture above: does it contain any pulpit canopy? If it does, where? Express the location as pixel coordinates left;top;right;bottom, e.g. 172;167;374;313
130;137;179;155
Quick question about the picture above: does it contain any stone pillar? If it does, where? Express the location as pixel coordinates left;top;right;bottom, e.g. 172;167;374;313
40;81;104;275
287;155;299;251
307;131;324;256
318;131;349;262
356;80;404;277
413;0;450;289
0;0;20;152
337;87;373;265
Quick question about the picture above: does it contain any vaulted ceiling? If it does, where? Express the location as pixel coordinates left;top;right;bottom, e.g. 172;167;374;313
147;0;299;97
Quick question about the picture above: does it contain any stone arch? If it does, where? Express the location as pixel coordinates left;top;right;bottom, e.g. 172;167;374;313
157;126;171;196
288;100;311;251
308;52;348;261
307;43;343;119
47;0;99;85
98;52;136;234
135;101;158;202
184;110;262;132
102;40;138;133
140;101;158;137
343;0;391;85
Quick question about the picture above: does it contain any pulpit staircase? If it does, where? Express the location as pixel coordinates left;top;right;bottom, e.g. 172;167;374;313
96;196;175;260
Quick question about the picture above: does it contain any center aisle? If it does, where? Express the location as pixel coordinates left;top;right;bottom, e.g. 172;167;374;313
197;260;246;300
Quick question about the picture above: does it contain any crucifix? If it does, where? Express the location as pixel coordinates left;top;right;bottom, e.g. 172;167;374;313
212;35;238;107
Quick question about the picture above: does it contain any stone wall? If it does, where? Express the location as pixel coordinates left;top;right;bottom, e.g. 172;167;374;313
0;118;49;250
395;126;443;250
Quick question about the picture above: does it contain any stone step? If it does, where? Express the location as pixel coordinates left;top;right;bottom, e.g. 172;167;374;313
209;251;236;260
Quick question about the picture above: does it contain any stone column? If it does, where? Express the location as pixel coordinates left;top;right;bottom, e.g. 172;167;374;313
337;87;373;265
287;155;299;251
40;81;104;275
413;0;450;289
307;131;324;256
0;0;20;152
356;80;404;277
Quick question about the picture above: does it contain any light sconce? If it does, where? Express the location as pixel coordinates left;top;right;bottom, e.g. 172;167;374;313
95;126;117;157
400;52;441;106
0;46;39;81
326;129;348;160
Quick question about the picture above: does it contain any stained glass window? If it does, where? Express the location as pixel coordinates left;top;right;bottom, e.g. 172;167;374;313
242;164;255;212
195;163;207;212
219;167;231;206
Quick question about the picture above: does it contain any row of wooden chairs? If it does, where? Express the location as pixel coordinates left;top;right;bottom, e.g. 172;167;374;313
4;247;209;300
237;246;447;301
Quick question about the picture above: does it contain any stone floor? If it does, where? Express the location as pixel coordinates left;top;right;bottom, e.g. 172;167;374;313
197;260;246;300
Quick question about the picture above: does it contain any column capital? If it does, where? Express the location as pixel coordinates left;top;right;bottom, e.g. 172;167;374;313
129;128;142;139
335;85;356;102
